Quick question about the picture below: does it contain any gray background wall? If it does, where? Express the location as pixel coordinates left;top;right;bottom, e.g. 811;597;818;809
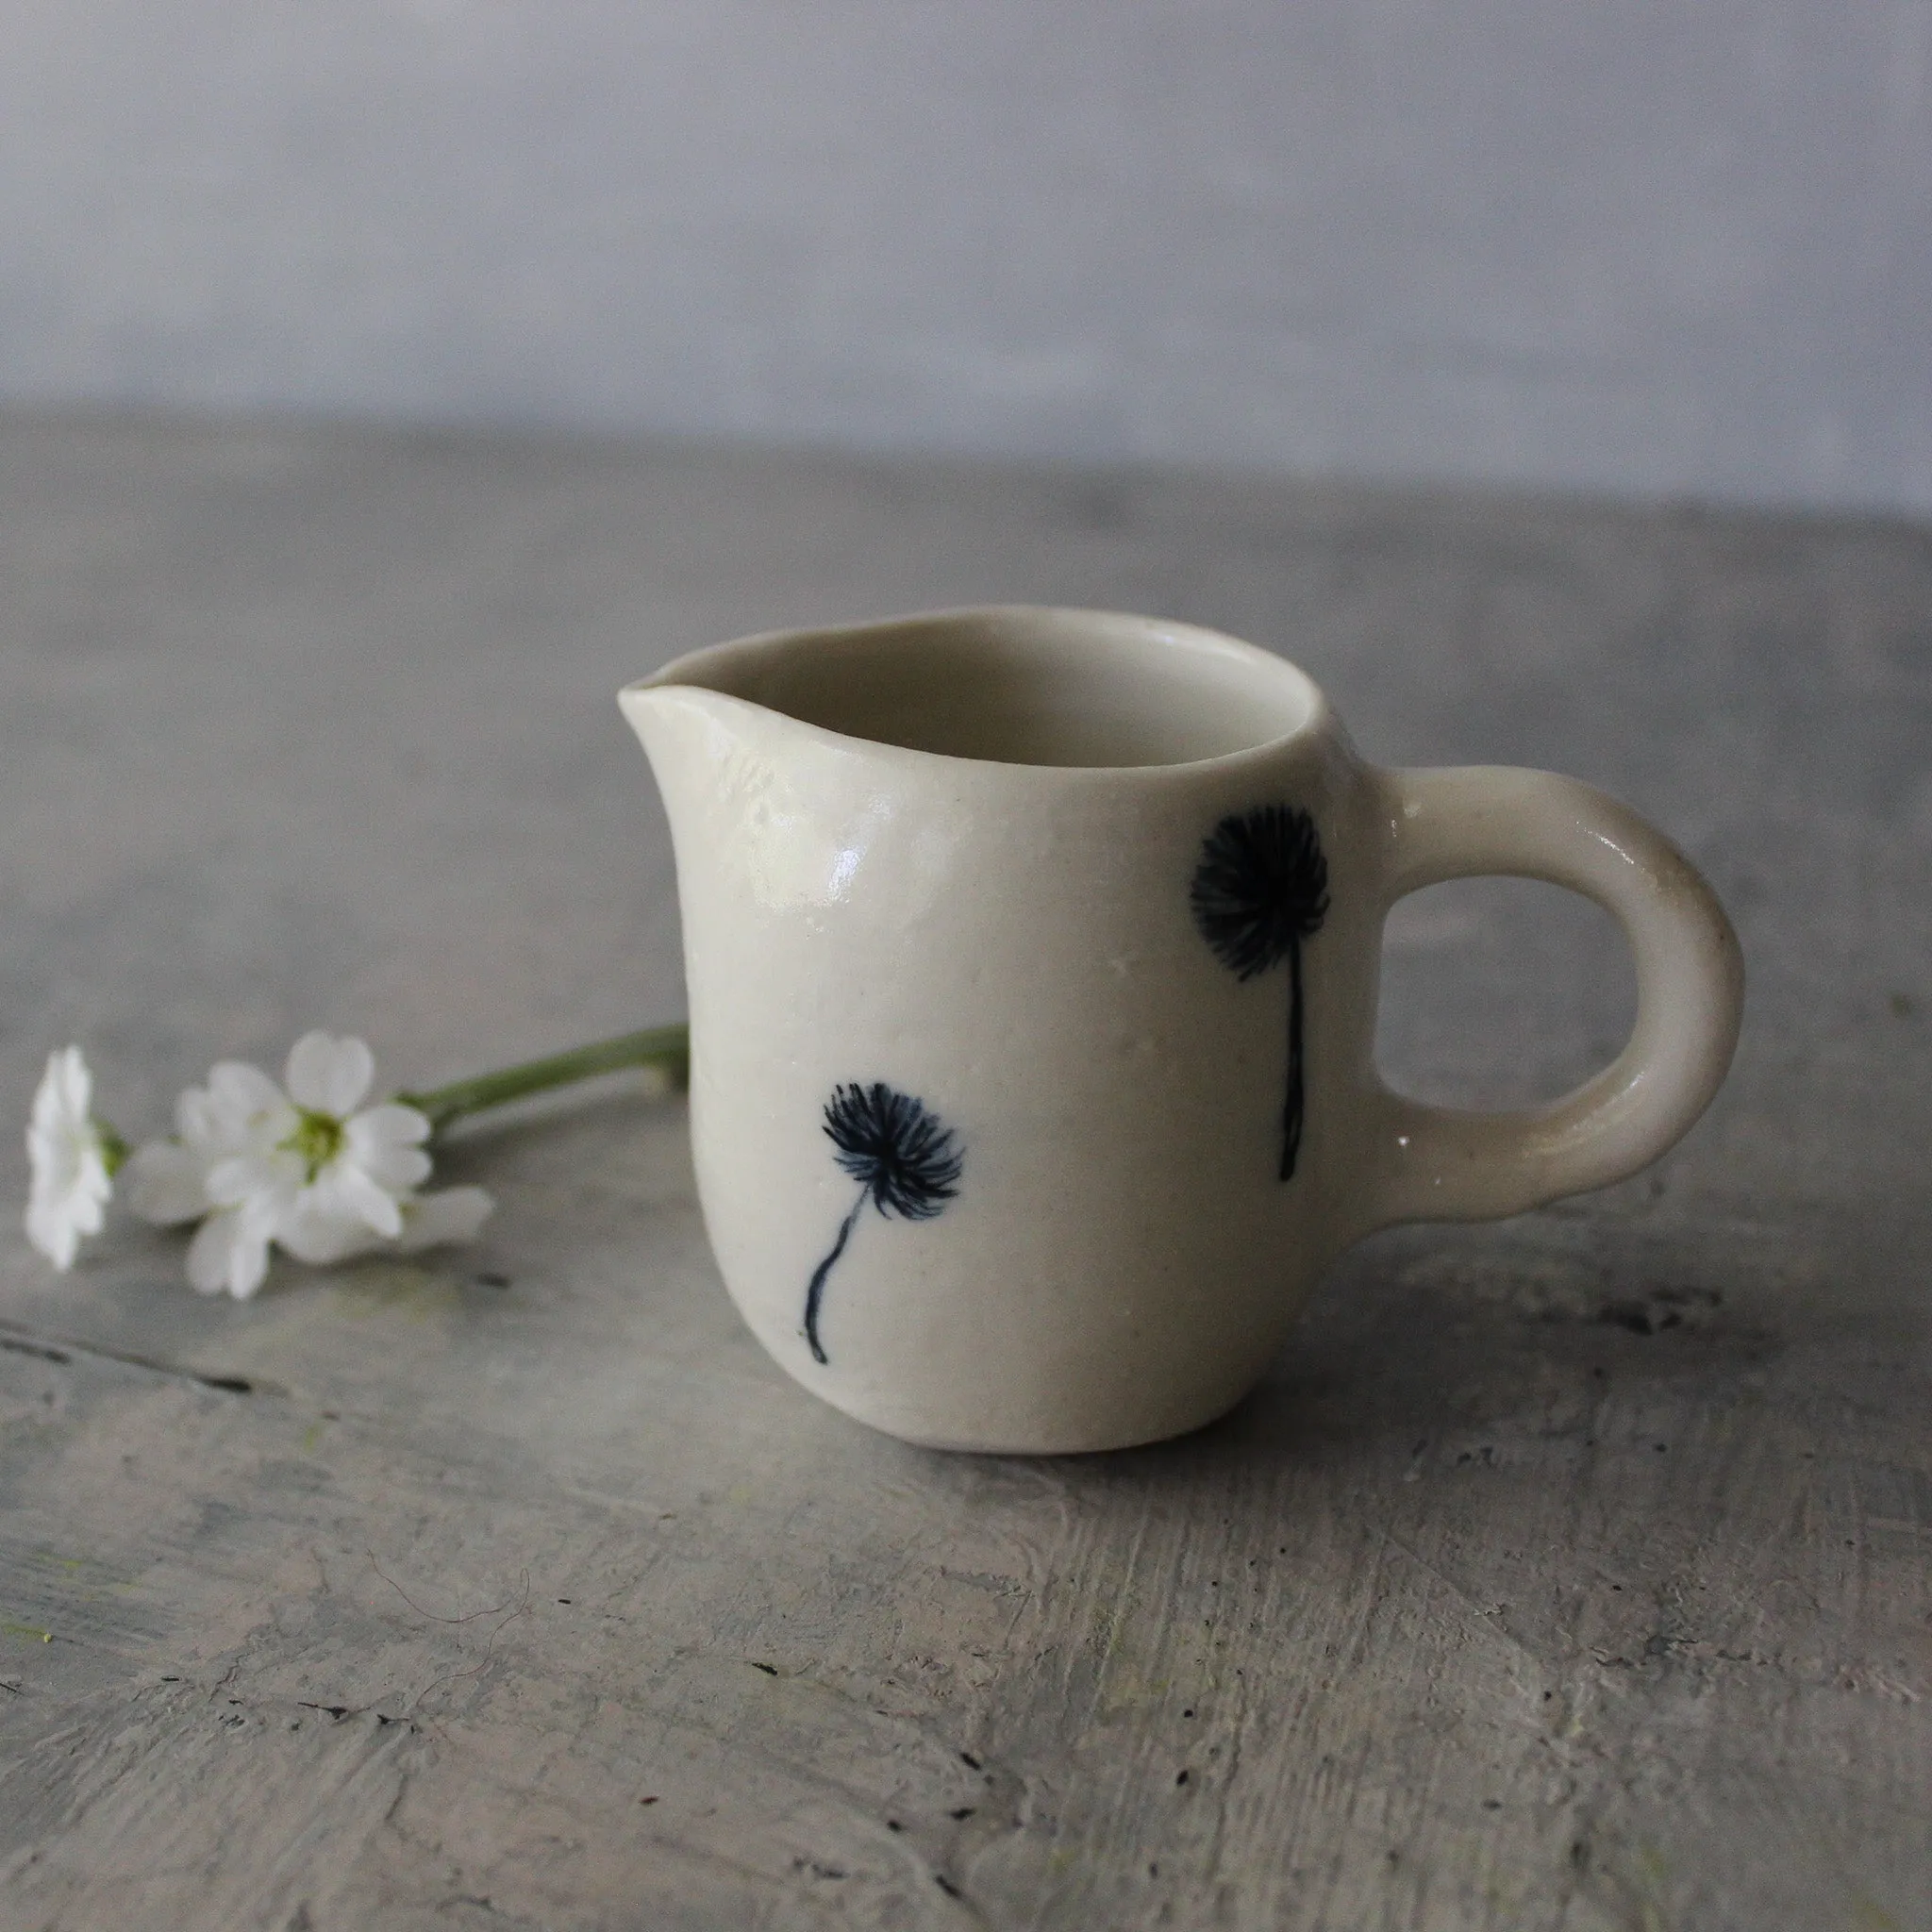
3;1;1928;513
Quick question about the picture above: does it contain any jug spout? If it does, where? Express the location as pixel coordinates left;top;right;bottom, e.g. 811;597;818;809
619;661;915;930
618;625;848;814
618;675;768;808
618;619;839;797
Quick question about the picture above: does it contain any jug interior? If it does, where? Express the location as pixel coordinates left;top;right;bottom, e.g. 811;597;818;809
670;609;1314;769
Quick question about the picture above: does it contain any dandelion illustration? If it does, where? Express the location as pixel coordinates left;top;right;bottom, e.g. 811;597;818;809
1191;803;1329;1180
804;1082;964;1365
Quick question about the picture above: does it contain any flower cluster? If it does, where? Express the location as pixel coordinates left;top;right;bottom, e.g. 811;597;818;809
25;1033;491;1298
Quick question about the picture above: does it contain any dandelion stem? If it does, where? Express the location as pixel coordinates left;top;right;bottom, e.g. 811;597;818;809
398;1024;689;1138
1281;941;1305;1182
804;1190;868;1365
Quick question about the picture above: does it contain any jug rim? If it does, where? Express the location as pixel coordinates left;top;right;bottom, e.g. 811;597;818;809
621;604;1331;777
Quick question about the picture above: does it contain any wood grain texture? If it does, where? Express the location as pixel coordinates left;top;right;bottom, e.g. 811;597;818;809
0;413;1925;1929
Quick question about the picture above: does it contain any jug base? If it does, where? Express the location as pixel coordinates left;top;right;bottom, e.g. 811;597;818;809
798;1374;1260;1457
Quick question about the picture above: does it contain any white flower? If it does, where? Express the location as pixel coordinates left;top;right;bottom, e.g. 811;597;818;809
25;1047;118;1270
127;1059;302;1299
127;1031;491;1299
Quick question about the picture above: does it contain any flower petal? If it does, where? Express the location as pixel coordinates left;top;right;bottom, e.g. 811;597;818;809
362;1145;434;1194
206;1060;286;1110
278;1199;385;1266
185;1209;237;1295
179;1063;294;1158
174;1084;221;1148
208;1059;292;1121
285;1032;374;1117
31;1047;90;1137
25;1190;81;1270
347;1102;430;1149
328;1163;406;1239
125;1140;211;1225
394;1186;495;1252
343;1112;433;1192
207;1150;302;1212
25;1120;82;1196
186;1207;272;1299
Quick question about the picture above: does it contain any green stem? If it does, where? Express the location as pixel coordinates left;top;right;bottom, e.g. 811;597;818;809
95;1123;129;1178
397;1024;690;1139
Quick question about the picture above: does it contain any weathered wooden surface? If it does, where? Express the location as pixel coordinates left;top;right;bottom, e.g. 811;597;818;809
0;413;1925;1931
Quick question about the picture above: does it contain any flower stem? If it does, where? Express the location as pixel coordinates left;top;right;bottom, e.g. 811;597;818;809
397;1024;689;1139
804;1188;868;1365
1280;941;1305;1182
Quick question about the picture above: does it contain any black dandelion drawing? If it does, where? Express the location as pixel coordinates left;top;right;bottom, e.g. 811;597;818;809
1191;803;1329;1180
803;1082;964;1364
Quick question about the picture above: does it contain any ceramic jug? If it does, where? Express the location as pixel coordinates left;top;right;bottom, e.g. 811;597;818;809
621;607;1742;1454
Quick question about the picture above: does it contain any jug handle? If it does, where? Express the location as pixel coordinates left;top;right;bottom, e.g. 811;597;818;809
1356;765;1743;1231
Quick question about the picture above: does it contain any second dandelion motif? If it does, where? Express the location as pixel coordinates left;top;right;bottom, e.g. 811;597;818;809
1191;803;1330;1181
803;1082;964;1364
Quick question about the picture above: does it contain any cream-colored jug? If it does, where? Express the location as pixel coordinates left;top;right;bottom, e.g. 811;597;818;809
621;607;1741;1454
